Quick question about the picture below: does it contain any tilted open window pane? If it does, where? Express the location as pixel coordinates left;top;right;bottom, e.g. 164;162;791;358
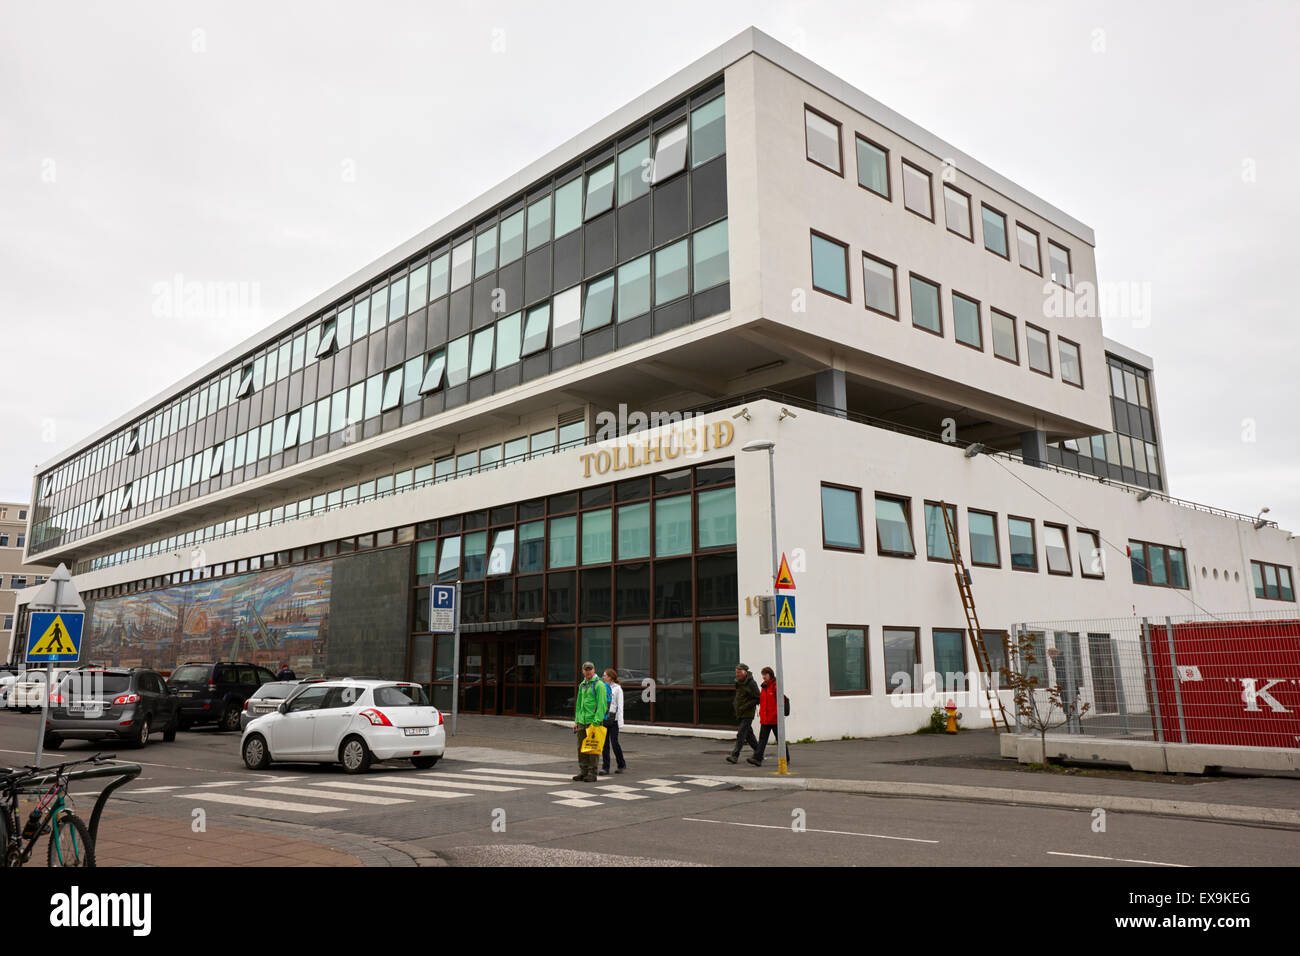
992;311;1017;362
581;274;614;332
862;255;896;316
1026;325;1051;374
855;137;888;197
419;350;447;394
902;163;932;218
943;186;972;238
584;161;615;219
651;122;688;183
552;286;581;345
315;321;338;358
875;497;914;556
804;108;840;172
617;138;651;204
1044;525;1071;573
924;503;956;560
522;303;550;355
470;328;495;378
381;368;403;411
1059;339;1082;386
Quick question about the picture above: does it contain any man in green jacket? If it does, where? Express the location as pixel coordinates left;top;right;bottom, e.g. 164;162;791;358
573;661;608;782
727;663;761;764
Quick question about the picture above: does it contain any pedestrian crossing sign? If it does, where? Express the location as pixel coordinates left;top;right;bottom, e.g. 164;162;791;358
775;594;796;634
26;612;84;663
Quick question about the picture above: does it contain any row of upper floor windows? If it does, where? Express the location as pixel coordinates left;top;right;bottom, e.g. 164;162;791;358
37;88;727;510
803;106;1076;288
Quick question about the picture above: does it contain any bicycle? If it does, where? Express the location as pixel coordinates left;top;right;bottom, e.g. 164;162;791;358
0;752;114;867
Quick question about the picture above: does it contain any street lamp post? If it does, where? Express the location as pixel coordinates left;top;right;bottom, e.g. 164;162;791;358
742;439;789;775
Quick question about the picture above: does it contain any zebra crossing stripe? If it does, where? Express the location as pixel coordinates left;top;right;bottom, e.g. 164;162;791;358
548;789;604;808
193;781;242;788
173;792;345;814
310;781;468;799
250;786;411;806
127;786;182;794
419;772;541;786
464;768;573;780
400;777;521;792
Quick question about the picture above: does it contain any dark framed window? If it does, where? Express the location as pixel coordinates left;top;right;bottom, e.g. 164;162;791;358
1128;539;1189;589
874;494;915;558
967;510;999;568
804;105;842;175
827;625;869;695
1048;240;1072;289
862;253;898;318
981;203;1009;259
991;309;1018;364
854;135;890;198
821;483;863;551
923;501;957;562
1015;222;1040;274
1026;323;1052;376
810;231;851;301
1077;528;1104;578
1251;560;1295;601
1058;337;1083;388
1008;516;1037;572
952;291;981;350
909;273;941;336
901;160;933;220
1043;522;1072;575
883;627;921;694
943;184;973;240
932;629;968;692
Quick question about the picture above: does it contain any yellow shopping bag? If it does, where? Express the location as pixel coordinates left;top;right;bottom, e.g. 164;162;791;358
580;724;608;755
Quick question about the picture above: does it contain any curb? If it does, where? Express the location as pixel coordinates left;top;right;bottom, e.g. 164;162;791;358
705;776;1300;828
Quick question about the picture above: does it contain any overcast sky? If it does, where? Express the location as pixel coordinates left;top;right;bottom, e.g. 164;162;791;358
2;1;1297;532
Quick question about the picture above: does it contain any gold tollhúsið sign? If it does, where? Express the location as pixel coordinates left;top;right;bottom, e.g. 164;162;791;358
579;421;734;478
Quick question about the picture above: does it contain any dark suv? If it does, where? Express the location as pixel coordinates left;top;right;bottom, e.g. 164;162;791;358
45;668;179;749
167;661;278;731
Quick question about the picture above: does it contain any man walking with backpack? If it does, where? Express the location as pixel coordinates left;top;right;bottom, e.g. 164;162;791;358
748;666;789;767
726;663;761;764
573;661;607;782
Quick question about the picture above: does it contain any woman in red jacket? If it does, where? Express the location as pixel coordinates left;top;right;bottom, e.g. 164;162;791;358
748;667;789;767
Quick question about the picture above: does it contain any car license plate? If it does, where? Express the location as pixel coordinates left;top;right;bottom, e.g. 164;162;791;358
84;704;103;718
403;727;430;736
178;691;195;697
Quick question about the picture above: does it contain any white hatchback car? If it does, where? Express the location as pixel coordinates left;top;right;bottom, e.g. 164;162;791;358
240;679;445;774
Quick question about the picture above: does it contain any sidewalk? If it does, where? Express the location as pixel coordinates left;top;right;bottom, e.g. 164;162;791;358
446;715;1300;824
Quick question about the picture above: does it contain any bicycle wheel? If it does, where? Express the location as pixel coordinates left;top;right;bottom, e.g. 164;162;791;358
0;811;10;868
47;812;95;868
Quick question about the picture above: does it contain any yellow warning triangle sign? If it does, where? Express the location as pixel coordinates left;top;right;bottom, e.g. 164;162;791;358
774;553;796;590
30;615;76;655
776;597;795;629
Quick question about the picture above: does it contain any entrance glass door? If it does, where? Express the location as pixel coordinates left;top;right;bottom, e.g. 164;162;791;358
502;637;540;716
460;640;498;714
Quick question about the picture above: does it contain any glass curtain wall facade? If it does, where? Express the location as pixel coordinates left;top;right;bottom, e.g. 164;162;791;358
410;458;738;727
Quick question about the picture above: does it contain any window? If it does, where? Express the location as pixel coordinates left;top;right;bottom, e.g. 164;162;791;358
521;303;550;356
804;106;841;174
883;627;920;694
909;274;941;335
1043;523;1072;575
1048;240;1072;289
923;502;956;561
654;238;689;304
981;204;1009;258
690;94;726;167
875;495;914;557
810;232;850;301
827;626;869;694
554;178;583;237
584;161;615;220
1026;324;1052;375
1251;561;1295;601
10;575;26;589
855;135;889;198
445;336;470;388
697;487;736;548
967;510;999;567
498;211;524;266
943;184;972;240
1077;529;1104;578
901;161;933;220
474;225;497;278
1128;539;1189;589
450;238;473;290
617;138;651;205
616;255;650;322
1015;222;1040;274
861;254;897;318
379;368;402;411
655;495;692;557
991;309;1018;363
692;219;729;291
651;122;688;184
234;364;254;399
526;194;551;250
952;292;981;349
582;275;615;332
552;287;581;346
1008;517;1037;571
495;312;522;368
932;629;968;692
1059;338;1083;387
820;484;863;551
419;349;447;394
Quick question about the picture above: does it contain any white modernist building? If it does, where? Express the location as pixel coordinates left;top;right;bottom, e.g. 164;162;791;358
17;29;1298;738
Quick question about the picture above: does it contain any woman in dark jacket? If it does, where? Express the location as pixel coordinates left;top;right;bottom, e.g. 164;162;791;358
748;667;789;767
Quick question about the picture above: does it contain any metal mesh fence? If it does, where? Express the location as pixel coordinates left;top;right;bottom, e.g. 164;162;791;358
1015;610;1300;749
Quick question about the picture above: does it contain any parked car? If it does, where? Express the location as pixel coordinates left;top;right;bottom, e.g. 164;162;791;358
0;665;19;706
241;679;445;773
45;667;179;749
9;668;75;712
239;679;323;731
166;661;278;731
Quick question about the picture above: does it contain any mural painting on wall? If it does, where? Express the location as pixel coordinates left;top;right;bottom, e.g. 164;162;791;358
86;563;332;675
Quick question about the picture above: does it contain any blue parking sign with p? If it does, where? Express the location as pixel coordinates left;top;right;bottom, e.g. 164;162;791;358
430;585;457;634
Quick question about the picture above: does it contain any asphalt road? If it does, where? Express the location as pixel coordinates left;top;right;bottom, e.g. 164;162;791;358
4;708;1298;867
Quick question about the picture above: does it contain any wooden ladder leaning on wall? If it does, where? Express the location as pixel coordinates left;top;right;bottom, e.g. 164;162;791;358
939;500;1010;733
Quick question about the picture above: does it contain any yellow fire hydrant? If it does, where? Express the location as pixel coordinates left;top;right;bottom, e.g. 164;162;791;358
944;699;959;734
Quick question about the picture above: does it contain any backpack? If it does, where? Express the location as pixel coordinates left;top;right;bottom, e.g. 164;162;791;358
784;695;791;717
